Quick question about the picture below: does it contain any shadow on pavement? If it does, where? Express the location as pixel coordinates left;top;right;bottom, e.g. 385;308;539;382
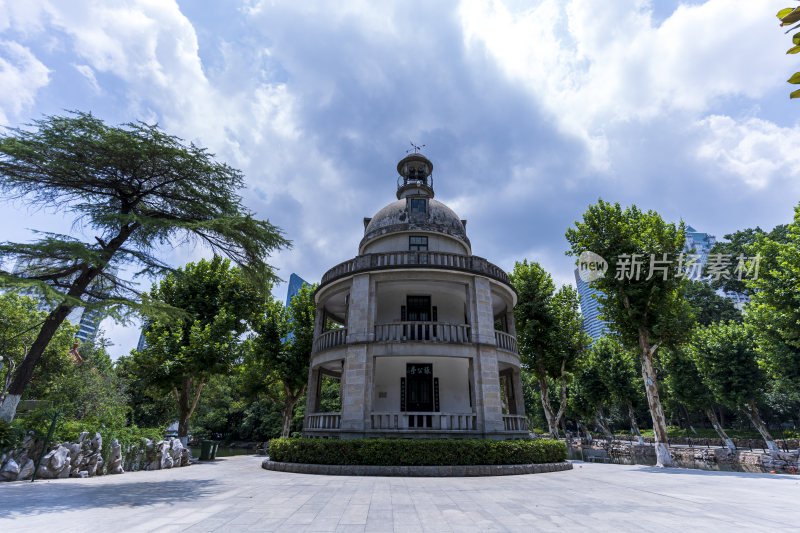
632;464;798;480
0;478;220;517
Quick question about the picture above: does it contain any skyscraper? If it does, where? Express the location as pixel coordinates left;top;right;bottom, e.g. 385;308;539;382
286;273;309;307
574;268;610;343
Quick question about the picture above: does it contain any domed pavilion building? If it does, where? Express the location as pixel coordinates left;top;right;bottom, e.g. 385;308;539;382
303;153;527;439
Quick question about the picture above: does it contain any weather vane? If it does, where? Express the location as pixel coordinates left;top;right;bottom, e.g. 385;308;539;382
406;142;426;154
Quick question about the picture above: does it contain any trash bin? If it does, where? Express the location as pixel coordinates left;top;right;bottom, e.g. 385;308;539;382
199;440;214;461
210;442;219;460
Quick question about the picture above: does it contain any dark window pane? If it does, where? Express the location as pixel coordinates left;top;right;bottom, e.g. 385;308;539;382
409;198;427;214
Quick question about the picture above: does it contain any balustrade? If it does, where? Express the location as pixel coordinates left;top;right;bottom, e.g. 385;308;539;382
320;251;512;287
305;412;342;430
495;330;518;353
370;412;477;431
502;414;527;432
312;328;347;353
374;322;471;344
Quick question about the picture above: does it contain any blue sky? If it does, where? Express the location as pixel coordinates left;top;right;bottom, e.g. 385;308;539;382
1;0;798;358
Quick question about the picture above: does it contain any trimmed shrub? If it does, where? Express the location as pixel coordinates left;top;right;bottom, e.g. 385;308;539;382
268;438;566;466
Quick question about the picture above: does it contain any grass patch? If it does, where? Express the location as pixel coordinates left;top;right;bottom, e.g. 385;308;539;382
268;438;566;466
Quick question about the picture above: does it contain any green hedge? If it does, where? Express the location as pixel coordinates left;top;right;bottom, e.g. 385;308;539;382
268;438;566;466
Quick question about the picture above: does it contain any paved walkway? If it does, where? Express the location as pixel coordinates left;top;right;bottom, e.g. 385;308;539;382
0;455;797;532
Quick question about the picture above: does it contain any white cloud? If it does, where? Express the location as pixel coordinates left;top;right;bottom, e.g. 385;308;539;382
0;41;49;125
459;0;789;167
73;63;100;93
695;115;800;191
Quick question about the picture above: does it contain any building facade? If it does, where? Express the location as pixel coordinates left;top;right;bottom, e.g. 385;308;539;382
573;269;609;343
303;153;527;439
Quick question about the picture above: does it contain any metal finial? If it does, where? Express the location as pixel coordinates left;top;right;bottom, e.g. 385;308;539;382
406;142;426;154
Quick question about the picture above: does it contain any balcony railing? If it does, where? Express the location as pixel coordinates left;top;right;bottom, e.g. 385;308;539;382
305;412;342;430
495;331;518;353
312;328;347;353
370;412;477;431
319;251;512;288
374;322;471;344
502;414;528;432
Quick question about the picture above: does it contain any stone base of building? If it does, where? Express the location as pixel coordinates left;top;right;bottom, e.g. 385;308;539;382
262;459;573;477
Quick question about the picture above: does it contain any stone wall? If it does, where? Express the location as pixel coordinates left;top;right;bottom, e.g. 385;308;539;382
0;432;191;482
611;434;799;450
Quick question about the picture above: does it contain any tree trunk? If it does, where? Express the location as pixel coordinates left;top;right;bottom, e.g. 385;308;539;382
552;360;569;437
637;329;675;467
741;401;779;455
0;223;138;423
577;420;592;443
705;407;736;452
175;376;205;446
280;384;306;438
627;402;644;445
0;358;15;405
595;409;613;439
537;374;559;439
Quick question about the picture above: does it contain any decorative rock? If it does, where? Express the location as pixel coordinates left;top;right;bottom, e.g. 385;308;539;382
159;440;174;470
16;459;34;481
108;439;124;475
170;438;184;464
0;458;20;481
91;433;102;453
180;448;191;467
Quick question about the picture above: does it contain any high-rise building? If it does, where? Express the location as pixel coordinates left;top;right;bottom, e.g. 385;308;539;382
286;273;309;307
683;225;717;280
574;269;610;343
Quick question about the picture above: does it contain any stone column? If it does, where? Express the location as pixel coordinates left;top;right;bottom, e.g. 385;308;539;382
347;274;370;343
304;366;319;423
472;277;495;345
475;345;504;434
512;368;526;418
340;273;371;436
340;344;368;435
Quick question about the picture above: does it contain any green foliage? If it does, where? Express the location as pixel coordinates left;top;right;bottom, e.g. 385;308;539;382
267;438;567;466
0;421;23;452
590;337;643;410
779;6;800;97
0;292;77;401
244;283;317;437
565;200;692;350
662;346;715;412
133;257;263;438
682;280;741;326
708;225;788;296
690;321;765;410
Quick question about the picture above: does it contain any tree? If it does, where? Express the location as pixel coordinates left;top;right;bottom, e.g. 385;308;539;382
0;111;289;422
690;321;778;454
592;337;646;444
662;347;736;451
708;225;788;296
566;200;694;466
244;283;316;438
510;260;590;439
778;5;800;98
568;353;612;440
682;280;741;326
0;292;77;405
133;257;262;443
748;205;800;425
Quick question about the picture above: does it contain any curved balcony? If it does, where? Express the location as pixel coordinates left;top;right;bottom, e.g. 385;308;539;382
318;251;513;290
312;328;347;353
374;321;471;344
495;331;517;353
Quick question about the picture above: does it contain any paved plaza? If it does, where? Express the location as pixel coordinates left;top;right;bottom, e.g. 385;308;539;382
0;455;797;532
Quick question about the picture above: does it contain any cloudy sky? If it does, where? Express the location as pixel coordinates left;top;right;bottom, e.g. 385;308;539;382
1;0;798;358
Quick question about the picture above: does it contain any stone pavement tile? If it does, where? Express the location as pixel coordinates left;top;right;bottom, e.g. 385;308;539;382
340;504;370;525
334;525;367;533
285;511;322;525
181;518;232;532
